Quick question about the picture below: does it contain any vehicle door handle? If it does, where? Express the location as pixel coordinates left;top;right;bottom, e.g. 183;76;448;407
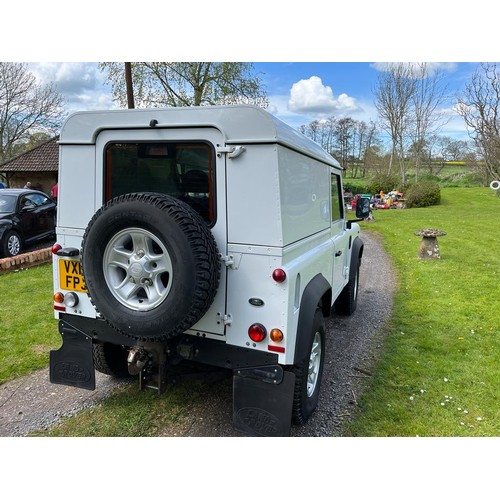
335;250;342;257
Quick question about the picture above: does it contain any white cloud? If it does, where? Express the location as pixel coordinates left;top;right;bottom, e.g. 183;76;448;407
28;62;117;114
287;76;360;115
371;62;458;77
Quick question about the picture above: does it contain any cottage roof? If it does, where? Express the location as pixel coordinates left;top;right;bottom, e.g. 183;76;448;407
0;136;59;172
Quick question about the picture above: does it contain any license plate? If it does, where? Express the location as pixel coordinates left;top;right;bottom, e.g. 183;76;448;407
59;259;86;292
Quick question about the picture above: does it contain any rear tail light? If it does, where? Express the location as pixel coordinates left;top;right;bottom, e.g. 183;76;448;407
268;329;285;353
54;291;79;310
52;243;62;255
53;292;65;312
270;328;284;343
248;323;267;342
272;268;286;283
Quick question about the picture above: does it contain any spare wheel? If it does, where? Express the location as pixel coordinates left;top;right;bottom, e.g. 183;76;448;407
81;192;220;342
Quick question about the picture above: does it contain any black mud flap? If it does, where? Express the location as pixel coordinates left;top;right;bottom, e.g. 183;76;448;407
233;365;295;437
50;321;95;390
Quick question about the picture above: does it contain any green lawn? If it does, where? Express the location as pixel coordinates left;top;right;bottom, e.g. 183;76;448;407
0;264;61;383
344;187;500;436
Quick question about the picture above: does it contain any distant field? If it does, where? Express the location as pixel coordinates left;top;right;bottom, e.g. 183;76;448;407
344;163;487;190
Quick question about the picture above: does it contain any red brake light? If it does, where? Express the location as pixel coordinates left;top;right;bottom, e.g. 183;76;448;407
52;243;62;255
248;323;267;342
272;268;286;283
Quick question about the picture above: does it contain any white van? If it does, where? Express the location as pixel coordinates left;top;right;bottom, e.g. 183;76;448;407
50;105;369;436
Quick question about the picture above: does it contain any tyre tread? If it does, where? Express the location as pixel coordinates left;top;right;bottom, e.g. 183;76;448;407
81;192;220;342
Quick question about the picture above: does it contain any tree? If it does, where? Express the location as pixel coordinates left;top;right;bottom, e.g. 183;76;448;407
99;62;268;109
300;120;322;144
456;62;500;180
299;116;380;177
9;132;52;158
351;120;379;178
408;63;449;182
333;117;356;167
373;63;418;188
0;62;64;162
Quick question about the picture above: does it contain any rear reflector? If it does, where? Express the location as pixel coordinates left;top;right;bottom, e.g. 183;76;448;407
268;345;285;353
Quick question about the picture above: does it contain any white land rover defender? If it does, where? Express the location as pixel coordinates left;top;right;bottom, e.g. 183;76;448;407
50;105;369;436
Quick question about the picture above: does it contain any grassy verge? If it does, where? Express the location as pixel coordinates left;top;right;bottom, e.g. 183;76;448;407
0;263;61;383
30;380;218;437
344;187;500;436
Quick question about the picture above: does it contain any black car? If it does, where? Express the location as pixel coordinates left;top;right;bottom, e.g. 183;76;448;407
0;188;56;257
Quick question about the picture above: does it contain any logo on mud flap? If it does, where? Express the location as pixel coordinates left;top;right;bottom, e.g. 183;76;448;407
53;362;91;383
236;407;282;436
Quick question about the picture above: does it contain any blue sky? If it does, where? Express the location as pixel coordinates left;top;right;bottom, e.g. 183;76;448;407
253;61;474;137
27;61;480;143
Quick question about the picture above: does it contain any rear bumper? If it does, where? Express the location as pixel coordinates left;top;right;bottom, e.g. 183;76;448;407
50;315;294;435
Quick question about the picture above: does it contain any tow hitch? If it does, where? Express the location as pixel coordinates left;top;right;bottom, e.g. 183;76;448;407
128;345;168;394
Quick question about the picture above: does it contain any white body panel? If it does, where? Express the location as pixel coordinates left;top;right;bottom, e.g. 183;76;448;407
53;105;358;365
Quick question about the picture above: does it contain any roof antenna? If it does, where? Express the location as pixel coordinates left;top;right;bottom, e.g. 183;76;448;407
149;119;158;127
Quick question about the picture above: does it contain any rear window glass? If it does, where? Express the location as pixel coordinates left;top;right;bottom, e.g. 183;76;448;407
105;142;215;223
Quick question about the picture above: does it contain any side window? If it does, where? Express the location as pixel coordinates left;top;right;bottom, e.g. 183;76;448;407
105;141;215;224
331;173;344;222
25;193;49;207
20;195;37;209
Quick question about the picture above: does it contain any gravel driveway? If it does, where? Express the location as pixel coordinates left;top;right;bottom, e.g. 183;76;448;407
0;231;395;437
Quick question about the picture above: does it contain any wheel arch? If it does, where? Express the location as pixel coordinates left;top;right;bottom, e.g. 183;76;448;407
0;221;18;239
293;273;331;364
349;236;364;279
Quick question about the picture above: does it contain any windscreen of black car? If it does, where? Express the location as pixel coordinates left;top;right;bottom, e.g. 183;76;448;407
104;142;215;224
0;194;17;213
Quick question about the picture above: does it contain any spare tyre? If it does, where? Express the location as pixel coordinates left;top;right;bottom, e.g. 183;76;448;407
81;192;220;342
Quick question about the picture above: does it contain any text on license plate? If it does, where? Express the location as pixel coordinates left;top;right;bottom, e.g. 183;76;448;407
59;259;86;292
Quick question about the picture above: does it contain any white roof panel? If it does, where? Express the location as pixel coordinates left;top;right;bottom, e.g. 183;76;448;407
59;105;341;168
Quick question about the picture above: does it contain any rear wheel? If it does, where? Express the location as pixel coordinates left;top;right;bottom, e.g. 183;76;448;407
93;342;132;378
291;308;326;425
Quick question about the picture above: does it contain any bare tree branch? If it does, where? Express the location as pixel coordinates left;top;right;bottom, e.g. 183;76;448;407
456;63;500;179
0;62;64;162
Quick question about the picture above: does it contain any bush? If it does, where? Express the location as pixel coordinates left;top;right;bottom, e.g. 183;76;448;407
343;181;370;195
366;173;402;195
405;181;441;208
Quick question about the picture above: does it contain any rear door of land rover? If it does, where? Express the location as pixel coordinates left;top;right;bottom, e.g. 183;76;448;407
94;127;228;338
